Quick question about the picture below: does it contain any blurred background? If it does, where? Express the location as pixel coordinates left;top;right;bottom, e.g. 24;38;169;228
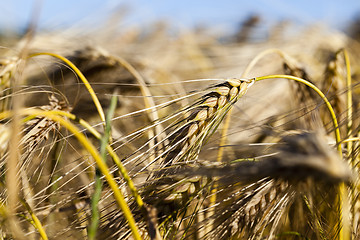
1;0;360;38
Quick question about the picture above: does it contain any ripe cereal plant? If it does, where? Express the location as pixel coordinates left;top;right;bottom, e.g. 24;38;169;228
0;19;360;240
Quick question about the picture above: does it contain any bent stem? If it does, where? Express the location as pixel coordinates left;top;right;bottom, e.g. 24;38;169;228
255;75;341;152
23;109;147;213
47;109;160;237
255;74;348;240
0;109;142;240
112;56;165;165
25;108;153;236
28;52;106;123
242;48;291;77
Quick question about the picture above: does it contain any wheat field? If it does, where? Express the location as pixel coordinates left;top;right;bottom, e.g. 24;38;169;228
0;12;360;240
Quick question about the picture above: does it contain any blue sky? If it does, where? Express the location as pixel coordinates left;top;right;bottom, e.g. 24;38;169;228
1;0;359;33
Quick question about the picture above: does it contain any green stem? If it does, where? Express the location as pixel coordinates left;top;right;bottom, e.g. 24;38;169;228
88;175;102;240
88;93;118;239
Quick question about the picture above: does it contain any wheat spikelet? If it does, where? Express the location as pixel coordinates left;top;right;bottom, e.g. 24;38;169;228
112;78;253;181
158;78;253;167
170;131;352;239
91;78;254;239
180;132;351;184
102;130;351;239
